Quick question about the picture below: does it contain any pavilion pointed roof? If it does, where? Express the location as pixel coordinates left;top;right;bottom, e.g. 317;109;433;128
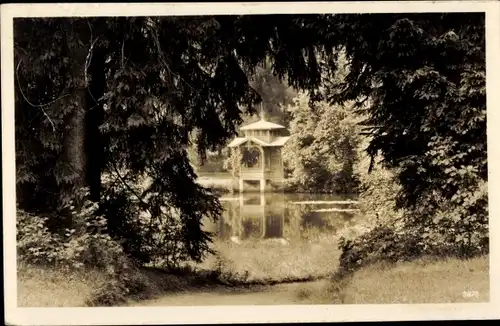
227;136;290;148
240;118;286;131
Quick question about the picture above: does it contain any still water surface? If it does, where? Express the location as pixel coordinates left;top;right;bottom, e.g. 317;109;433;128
204;192;360;244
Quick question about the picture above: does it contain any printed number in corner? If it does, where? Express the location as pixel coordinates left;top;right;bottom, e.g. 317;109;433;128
462;290;479;298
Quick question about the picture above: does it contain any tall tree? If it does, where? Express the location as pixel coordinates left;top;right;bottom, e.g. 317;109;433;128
246;57;297;126
321;14;487;252
14;15;325;265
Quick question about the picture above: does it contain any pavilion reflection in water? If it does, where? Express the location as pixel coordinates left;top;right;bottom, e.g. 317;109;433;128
214;193;289;244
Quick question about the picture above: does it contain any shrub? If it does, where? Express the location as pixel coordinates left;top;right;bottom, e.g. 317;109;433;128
338;148;489;276
338;203;488;278
87;261;152;306
356;167;403;225
338;225;423;275
16;200;162;306
17;201;126;271
407;178;489;258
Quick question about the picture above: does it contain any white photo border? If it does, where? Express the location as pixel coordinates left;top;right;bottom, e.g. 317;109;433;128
2;1;500;325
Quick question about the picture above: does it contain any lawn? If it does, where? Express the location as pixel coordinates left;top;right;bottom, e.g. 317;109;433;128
336;255;489;304
17;262;109;307
133;255;490;306
17;255;489;306
193;237;342;282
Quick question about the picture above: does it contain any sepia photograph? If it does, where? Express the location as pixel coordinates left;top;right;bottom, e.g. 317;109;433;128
2;1;500;325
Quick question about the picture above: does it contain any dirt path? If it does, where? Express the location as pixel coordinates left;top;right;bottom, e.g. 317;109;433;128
130;280;333;306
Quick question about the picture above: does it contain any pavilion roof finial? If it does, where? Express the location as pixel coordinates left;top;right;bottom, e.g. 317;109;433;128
259;103;266;121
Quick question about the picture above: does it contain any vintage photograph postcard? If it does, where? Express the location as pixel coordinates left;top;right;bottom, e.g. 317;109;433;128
2;1;500;325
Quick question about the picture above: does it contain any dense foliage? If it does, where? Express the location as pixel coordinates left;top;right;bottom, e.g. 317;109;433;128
282;94;361;193
15;13;487;272
17;201;126;270
330;13;488;269
338;137;487;275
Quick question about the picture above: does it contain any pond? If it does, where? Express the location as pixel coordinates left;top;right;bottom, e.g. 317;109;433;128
204;192;360;244
197;192;364;282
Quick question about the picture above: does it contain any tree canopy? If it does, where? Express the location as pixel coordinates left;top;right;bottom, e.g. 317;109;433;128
282;94;361;193
15;13;486;265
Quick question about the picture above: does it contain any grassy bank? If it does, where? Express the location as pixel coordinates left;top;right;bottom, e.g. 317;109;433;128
18;231;342;307
328;255;489;304
18;262;109;307
18;234;342;307
18;254;489;306
196;175;234;193
194;237;341;282
17;261;265;307
123;255;492;306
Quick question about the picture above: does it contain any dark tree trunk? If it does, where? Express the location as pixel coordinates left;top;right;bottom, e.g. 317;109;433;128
58;20;91;228
64;94;87;187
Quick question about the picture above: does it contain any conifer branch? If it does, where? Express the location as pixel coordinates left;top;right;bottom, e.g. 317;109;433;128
15;60;66;132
